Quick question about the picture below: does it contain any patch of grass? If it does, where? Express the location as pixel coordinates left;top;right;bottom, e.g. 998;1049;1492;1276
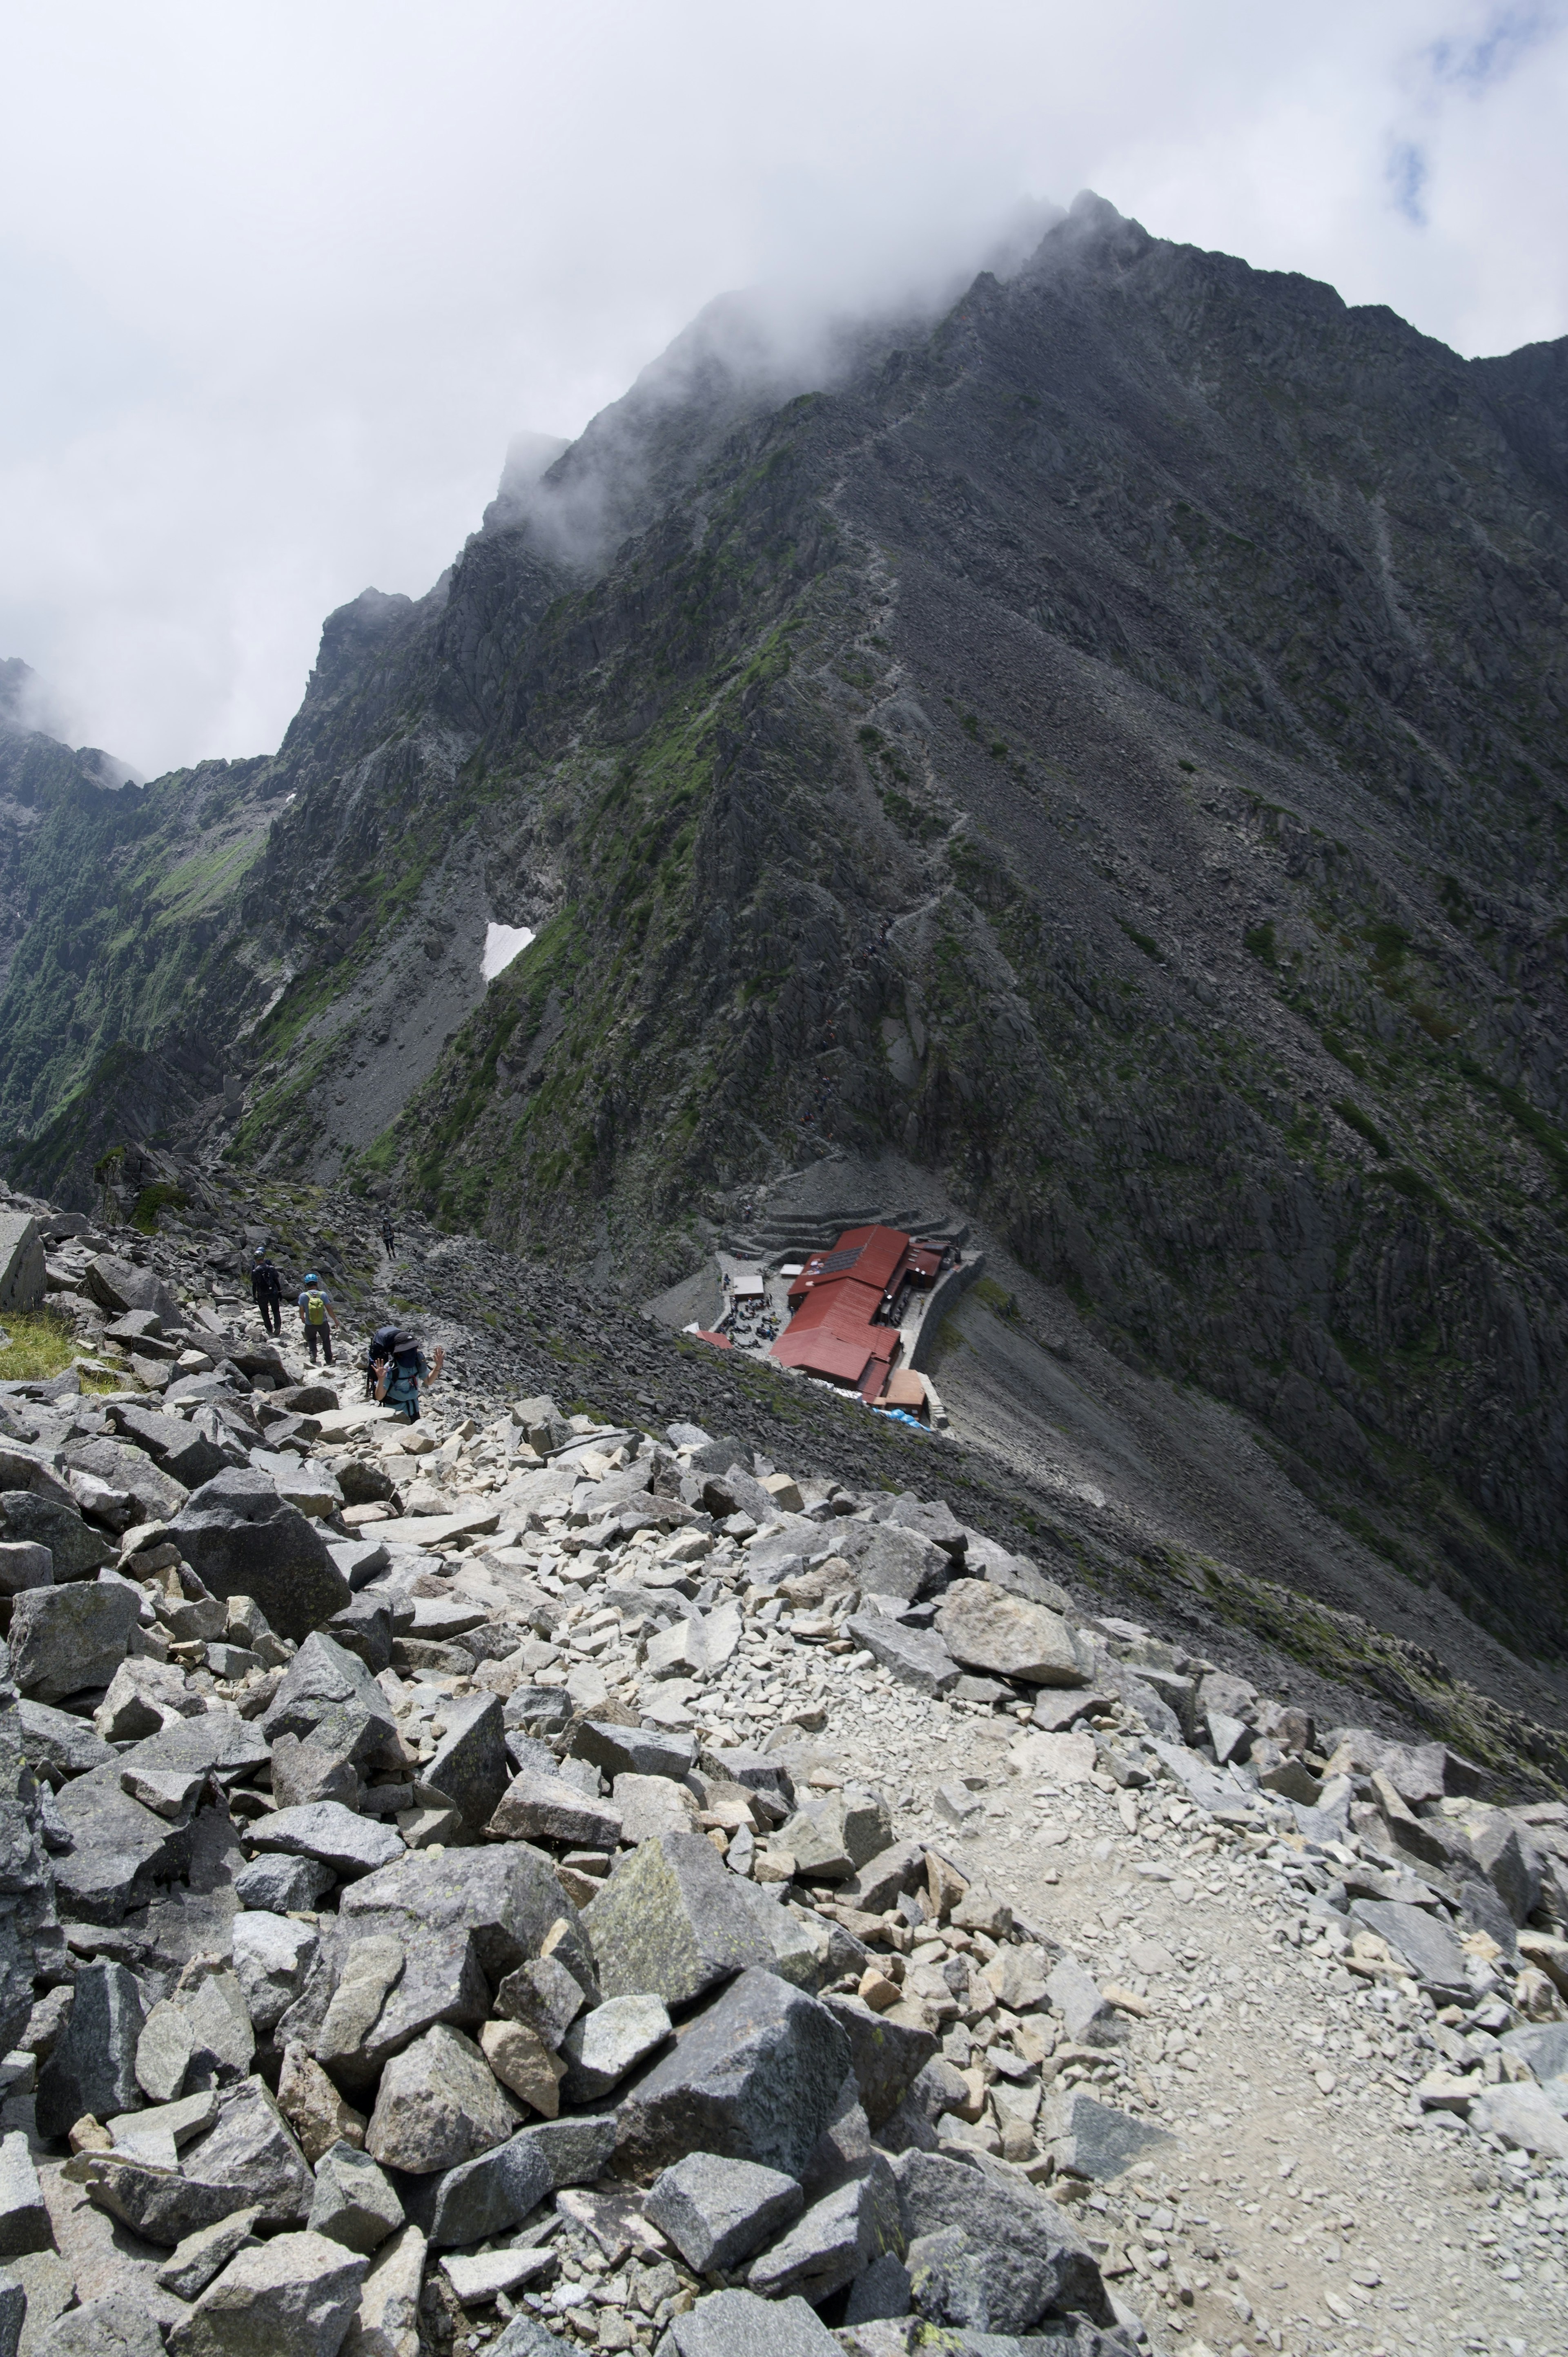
1455;1054;1568;1191
973;1276;1020;1320
1177;759;1197;774
1376;1165;1442;1207
132;1181;189;1234
1243;920;1278;967
0;1307;87;1382
1118;920;1165;964
1332;1099;1391;1157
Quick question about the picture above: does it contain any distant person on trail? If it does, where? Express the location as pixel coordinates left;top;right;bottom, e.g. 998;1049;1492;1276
298;1272;334;1365
250;1249;283;1336
380;1216;396;1255
365;1320;399;1401
376;1329;444;1421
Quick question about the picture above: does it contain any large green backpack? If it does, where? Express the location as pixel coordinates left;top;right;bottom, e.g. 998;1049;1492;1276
304;1290;327;1325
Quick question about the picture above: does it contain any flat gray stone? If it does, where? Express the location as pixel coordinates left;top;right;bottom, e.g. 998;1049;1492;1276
83;2075;311;2246
615;1967;851;2180
340;1842;598;2015
1047;2091;1178;2181
0;1542;57;1599
844;1614;961;1697
1045;1959;1116;2046
492;1954;587;2050
0;1494;112;1582
780;1788;894;1881
657;2288;842;2355
748;2152;903;2303
307;2138;405;2252
49;2295;166;2357
488;1770;623;1848
1350;1900;1472;2001
234;1853;336;1914
560;1993;671;2099
572;1720;696;1781
832;1523;951;1604
248;1802;404;1880
261;1631;398;1764
581;1832;772;2007
0;2136;49;2261
232;1911;319;2034
136;2000;196;2102
511;2111;618;2190
644;2150;804;2273
821;1994;938;2129
165;2228;367;2356
1468;2081;1568;2159
612;1772;699;1842
405;2125;555;2250
154;2206;263;2300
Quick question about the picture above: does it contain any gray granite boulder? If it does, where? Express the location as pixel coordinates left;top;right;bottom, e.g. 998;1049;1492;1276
934;1583;1084;1686
748;2151;903;2304
559;1994;671;2100
894;2150;1111;2332
615;1967;850;2180
9;1578;137;1699
307;2138;405;2253
404;2126;555;2250
165;2228;368;2356
581;1832;771;2006
656;2288;841;2355
37;1960;145;2138
365;2024;519;2174
0;1492;112;1580
171;1467;350;1641
645;2150;805;2273
821;1994;939;2128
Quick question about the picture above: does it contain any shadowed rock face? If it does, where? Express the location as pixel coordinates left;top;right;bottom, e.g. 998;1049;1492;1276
5;194;1568;1656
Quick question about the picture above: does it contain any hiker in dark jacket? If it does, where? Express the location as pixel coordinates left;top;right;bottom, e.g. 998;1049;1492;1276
376;1329;444;1420
250;1249;283;1336
380;1216;396;1255
365;1321;399;1401
297;1273;334;1365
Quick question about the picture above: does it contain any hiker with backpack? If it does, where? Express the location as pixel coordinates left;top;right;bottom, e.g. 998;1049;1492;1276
365;1320;399;1401
375;1328;444;1421
250;1248;283;1336
380;1216;396;1255
297;1273;335;1365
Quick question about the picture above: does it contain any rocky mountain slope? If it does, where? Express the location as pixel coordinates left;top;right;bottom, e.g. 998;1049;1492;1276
0;1186;1565;2355
3;194;1568;1709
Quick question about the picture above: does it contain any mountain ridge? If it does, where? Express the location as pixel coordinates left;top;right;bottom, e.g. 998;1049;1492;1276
3;192;1568;1702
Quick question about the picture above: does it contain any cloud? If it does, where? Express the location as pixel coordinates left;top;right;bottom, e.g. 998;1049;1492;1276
0;1;1564;776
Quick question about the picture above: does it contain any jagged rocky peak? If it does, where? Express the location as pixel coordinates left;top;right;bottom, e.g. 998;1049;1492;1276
4;196;1568;1709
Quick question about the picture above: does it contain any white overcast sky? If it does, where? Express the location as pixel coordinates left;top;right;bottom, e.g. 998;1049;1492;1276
2;0;1565;777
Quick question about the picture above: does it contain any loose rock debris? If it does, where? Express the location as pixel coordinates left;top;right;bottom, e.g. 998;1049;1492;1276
0;1209;1564;2355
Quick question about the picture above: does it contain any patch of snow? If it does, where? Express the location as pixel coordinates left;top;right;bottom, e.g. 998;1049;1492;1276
482;921;535;981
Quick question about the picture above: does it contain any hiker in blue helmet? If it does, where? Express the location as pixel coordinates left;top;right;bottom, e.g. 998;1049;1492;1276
297;1271;334;1365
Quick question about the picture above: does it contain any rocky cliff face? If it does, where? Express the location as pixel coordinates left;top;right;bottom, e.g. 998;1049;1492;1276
3;194;1568;1675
